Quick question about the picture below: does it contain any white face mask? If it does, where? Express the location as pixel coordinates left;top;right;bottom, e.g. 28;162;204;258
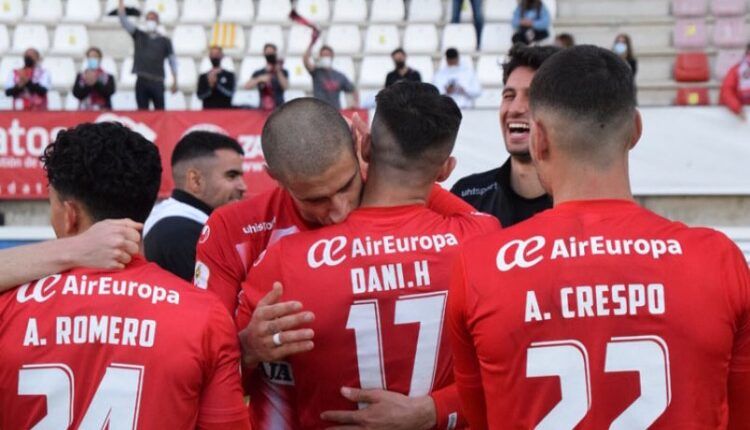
145;20;158;32
318;57;332;69
613;42;628;56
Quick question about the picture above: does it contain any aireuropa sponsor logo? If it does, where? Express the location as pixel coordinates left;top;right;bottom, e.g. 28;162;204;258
16;275;62;303
496;235;684;272
308;237;348;268
95;113;157;142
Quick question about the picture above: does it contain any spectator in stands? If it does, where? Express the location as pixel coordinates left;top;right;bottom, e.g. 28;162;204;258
4;48;50;111
613;33;637;77
719;42;750;121
304;43;359;109
245;43;288;110
555;33;576;48
511;0;552;45
72;47;116;111
197;46;235;109
451;0;483;50
385;48;422;87
118;0;177;110
433;47;481;109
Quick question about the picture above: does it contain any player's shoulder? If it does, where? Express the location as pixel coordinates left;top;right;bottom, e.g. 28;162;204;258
206;187;289;233
138;260;227;311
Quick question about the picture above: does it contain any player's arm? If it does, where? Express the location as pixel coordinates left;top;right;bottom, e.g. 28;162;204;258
321;387;437;430
727;242;750;430
0;219;140;292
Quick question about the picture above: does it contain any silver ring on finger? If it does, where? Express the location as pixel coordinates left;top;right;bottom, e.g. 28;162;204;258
272;331;283;347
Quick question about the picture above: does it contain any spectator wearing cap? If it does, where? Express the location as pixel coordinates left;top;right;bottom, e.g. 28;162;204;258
197;46;236;109
432;48;481;109
720;42;750;121
4;48;50;111
385;48;422;88
72;47;116;110
511;0;551;45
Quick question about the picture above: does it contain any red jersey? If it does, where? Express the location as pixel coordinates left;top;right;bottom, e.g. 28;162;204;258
0;255;249;430
448;200;750;429
237;204;501;429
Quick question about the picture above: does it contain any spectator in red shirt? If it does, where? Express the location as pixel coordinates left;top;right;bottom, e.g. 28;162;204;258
720;42;750;121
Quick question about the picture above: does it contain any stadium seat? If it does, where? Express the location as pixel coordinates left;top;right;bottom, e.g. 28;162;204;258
297;0;330;24
332;0;367;22
26;0;62;23
256;0;290;22
45;57;76;90
442;23;477;53
480;23;513;53
11;25;49;54
714;48;745;79
51;25;89;56
332;56;355;82
673;18;708;49
0;0;23;23
64;0;101;22
232;89;258;107
198;55;235;73
672;0;708;17
546;0;557;17
485;0;517;21
0;25;9;53
370;0;404;22
0;56;22;83
218;0;253;24
285;56;312;90
408;55;434;83
144;0;179;24
358;88;378;108
285;89;306;101
674;52;710;82
165;57;197;91
111;90;138;110
675;87;710;105
710;0;745;16
451;0;474;24
364;24;400;54
238;56;265;85
64;91;78;110
403;24;438;54
172;25;207;56
210;23;246;54
474;87;502;109
712;18;747;48
358;55;392;87
288;24;322;55
119;57;136;89
477;55;503;86
326;25;362;55
165;90;187;110
407;0;442;22
188;92;201;110
46;90;62;110
248;25;284;54
181;0;215;23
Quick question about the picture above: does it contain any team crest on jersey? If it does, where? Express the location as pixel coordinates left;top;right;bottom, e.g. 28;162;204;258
198;225;210;244
194;261;210;289
261;361;295;386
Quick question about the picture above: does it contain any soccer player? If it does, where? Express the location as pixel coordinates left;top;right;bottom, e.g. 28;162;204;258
237;82;501;429
448;45;750;429
0;123;249;429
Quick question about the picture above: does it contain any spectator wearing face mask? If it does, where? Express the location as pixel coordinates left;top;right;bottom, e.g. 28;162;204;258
72;47;116;111
4;48;50;111
304;40;358;109
197;46;235;109
433;47;481;109
118;0;178;110
612;33;637;77
245;43;288;110
385;48;421;88
719;42;750;122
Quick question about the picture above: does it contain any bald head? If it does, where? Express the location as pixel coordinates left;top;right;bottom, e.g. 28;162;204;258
261;98;355;183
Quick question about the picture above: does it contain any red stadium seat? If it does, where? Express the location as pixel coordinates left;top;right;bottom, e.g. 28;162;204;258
672;0;708;17
712;18;748;48
673;19;708;49
710;0;746;16
675;87;711;105
674;52;710;82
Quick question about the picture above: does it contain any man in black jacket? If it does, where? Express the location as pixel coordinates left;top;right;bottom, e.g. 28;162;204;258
197;46;236;109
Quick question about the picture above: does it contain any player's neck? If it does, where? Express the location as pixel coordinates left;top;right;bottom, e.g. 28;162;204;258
550;161;634;205
510;157;546;199
360;171;431;208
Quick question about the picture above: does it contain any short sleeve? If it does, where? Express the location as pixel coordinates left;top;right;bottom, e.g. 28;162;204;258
195;211;245;314
728;243;750;372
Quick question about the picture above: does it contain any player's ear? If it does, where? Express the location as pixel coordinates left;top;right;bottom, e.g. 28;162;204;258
360;133;372;164
185;167;203;194
62;200;80;236
530;117;550;163
628;109;643;151
436;156;457;182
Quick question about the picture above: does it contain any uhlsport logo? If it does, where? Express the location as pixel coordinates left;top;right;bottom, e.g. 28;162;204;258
308;237;348;268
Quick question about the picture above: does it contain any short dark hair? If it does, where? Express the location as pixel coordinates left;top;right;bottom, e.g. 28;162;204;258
555;33;575;48
86;46;102;57
320;45;334;55
171;131;244;167
42;122;162;223
502;44;561;84
391;48;405;57
263;43;277;52
445;48;458;59
372;81;461;171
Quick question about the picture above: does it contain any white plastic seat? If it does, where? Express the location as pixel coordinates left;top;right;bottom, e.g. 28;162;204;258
358;55;392;87
165;57;197;91
64;0;101;22
332;0;366;22
256;0;290;22
285;89;306;101
285;56;312;90
51;25;89;56
485;0;516;21
181;0;216;23
111;91;138;110
288;24;322;55
232;89;259;107
0;25;9;53
327;25;361;55
189;92;201;110
480;23;513;53
144;0;179;24
218;0;253;24
442;23;477;53
238;56;265;85
474;87;502;109
248;25;284;54
296;0;329;24
26;0;62;23
357;88;378;108
45;57;76;90
165;90;187;110
119;57;136;89
172;25;207;55
408;55;434;83
64;91;78;110
0;0;23;23
198;56;235;73
46;90;62;109
0;56;22;83
715;48;745;79
370;0;404;22
12;24;49;54
407;0;442;22
332;56;355;82
476;55;503;86
209;23;246;54
364;25;400;54
403;24;438;54
546;0;557;17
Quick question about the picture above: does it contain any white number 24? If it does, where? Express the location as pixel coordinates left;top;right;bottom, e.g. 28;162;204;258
527;335;671;430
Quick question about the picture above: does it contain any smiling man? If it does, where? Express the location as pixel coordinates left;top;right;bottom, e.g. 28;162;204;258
451;44;559;227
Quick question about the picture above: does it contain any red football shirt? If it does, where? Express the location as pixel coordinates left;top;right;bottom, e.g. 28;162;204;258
237;204;501;429
0;255;249;430
448;200;750;429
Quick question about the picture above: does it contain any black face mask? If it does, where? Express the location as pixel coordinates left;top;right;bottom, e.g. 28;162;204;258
210;57;221;67
394;60;406;70
265;54;277;64
23;56;35;68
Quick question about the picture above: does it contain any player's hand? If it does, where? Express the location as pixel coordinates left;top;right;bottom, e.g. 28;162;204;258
68;219;142;269
238;282;315;368
321;387;437;430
